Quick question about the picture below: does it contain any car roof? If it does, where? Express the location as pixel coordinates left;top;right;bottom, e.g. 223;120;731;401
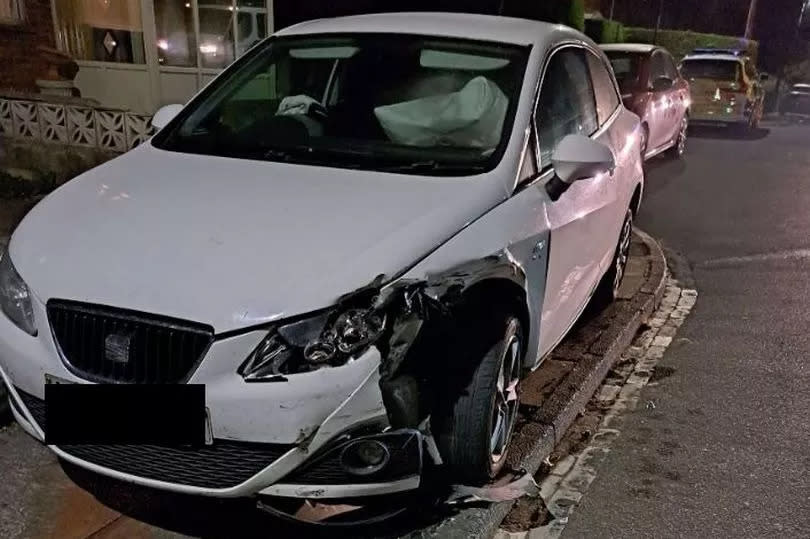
275;12;583;48
682;53;744;63
600;43;657;54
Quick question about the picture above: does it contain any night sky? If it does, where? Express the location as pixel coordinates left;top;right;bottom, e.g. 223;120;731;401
274;0;809;72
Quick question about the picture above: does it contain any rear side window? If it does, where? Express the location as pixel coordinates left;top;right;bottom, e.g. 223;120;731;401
650;51;667;82
681;60;740;81
535;48;598;167
605;52;643;93
663;53;680;80
587;52;620;125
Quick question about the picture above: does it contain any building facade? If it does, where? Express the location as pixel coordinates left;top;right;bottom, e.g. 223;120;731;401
3;0;528;114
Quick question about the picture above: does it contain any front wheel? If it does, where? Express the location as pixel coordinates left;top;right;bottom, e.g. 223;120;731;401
435;314;523;484
593;208;633;309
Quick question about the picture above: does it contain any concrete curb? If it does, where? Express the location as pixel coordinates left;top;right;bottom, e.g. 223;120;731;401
413;229;667;539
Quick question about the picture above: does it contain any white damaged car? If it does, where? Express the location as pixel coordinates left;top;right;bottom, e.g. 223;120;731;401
0;13;643;521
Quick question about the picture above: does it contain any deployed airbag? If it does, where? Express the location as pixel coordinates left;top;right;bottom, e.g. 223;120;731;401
374;76;508;149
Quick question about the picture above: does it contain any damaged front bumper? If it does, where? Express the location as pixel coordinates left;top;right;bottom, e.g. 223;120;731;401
0;252;523;517
1;342;432;500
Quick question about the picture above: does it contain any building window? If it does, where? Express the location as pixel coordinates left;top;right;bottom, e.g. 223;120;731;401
156;0;269;70
54;0;145;63
155;0;196;67
0;0;25;23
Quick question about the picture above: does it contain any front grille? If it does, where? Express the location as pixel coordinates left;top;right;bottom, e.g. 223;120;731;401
47;300;214;384
15;388;293;489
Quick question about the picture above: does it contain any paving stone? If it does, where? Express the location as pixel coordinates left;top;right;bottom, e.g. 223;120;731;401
678;295;697;308
656;325;677;337
596;385;621;403
667;318;685;328
645;345;667;359
539;474;563;505
550;455;576;477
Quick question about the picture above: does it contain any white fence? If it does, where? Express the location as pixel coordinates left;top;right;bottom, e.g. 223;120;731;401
0;95;154;153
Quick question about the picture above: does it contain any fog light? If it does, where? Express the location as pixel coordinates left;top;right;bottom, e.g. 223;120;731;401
340;439;390;476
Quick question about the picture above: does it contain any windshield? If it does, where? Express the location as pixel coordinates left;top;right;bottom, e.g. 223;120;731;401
681;59;740;81
153;34;529;176
605;52;644;93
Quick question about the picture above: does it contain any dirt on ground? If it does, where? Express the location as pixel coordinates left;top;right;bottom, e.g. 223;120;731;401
0;197;41;237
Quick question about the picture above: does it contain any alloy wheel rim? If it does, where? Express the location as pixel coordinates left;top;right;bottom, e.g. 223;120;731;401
490;334;521;466
613;215;633;295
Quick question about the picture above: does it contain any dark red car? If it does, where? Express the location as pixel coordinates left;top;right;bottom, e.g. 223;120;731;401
601;44;691;160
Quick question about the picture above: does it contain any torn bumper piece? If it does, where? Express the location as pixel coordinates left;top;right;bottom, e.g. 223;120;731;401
256;430;426;527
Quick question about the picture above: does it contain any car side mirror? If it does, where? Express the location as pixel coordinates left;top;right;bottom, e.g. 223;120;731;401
651;76;674;92
545;134;615;201
151;104;184;130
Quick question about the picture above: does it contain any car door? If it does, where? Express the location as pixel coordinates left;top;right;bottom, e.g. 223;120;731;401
536;47;623;358
647;50;674;149
662;51;688;141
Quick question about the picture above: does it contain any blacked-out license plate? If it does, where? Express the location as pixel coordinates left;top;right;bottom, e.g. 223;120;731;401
45;383;205;445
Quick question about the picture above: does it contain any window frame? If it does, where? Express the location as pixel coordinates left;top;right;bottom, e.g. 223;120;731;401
51;0;274;69
585;49;622;127
649;50;669;86
662;51;680;81
529;43;604;175
0;0;24;25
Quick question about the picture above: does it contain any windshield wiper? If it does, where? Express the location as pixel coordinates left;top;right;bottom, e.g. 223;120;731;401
259;145;376;165
380;160;489;175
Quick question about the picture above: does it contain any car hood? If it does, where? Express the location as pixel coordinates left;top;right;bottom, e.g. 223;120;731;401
10;145;505;332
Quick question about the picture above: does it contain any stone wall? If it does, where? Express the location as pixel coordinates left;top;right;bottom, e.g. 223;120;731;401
0;0;56;92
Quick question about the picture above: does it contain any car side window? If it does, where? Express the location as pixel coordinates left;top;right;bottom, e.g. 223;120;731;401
535;48;598;168
586;52;620;125
663;53;680;80
649;51;667;84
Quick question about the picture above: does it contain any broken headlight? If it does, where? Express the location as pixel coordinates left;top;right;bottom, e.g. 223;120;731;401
239;306;386;381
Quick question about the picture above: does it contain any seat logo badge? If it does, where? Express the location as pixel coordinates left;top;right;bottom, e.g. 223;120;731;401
105;332;133;364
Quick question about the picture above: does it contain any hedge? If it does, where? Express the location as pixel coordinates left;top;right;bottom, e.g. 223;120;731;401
585;18;626;44
624;27;758;63
564;0;585;32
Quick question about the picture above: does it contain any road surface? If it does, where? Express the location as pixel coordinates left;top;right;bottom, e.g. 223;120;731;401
564;123;810;537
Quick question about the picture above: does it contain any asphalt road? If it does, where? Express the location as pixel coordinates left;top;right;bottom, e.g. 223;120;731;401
564;123;810;538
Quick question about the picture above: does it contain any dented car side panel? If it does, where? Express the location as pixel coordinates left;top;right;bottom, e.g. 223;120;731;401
399;172;551;370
